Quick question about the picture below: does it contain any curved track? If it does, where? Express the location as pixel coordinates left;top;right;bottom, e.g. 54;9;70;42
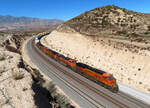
26;38;150;108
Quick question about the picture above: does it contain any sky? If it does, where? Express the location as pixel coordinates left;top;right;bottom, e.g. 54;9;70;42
0;0;150;21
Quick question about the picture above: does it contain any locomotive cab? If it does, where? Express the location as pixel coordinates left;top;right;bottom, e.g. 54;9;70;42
102;73;116;85
102;73;118;93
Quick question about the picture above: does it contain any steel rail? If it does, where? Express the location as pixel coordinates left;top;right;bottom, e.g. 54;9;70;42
31;39;129;108
29;39;104;108
117;91;150;108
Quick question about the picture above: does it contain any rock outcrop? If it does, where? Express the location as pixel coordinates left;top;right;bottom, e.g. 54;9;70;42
0;37;36;108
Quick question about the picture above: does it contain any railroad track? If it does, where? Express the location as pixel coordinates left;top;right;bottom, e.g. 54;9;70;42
32;39;129;108
29;39;105;108
26;38;150;108
117;91;150;108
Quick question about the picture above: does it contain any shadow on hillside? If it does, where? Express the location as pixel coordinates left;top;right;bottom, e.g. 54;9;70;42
32;82;53;108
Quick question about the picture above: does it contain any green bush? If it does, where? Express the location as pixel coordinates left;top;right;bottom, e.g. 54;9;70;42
34;69;40;75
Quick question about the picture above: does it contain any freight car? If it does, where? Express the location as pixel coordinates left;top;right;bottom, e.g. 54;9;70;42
36;41;119;93
35;32;50;40
37;42;77;68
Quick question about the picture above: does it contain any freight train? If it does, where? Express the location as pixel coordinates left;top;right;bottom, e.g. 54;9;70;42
35;37;119;93
35;32;50;40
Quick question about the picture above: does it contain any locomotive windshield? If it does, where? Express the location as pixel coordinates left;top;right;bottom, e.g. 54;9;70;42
108;76;115;80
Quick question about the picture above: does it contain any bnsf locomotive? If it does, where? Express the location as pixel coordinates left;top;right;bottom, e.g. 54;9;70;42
36;40;119;93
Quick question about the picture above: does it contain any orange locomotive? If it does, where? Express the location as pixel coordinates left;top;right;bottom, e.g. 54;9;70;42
75;63;118;93
36;42;119;93
55;54;76;67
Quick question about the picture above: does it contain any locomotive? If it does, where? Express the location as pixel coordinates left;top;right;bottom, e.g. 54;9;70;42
36;40;119;93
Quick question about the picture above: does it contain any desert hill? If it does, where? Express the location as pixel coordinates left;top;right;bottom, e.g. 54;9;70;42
41;5;150;94
57;5;150;38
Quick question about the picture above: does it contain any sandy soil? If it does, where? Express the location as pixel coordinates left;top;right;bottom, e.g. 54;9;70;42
41;30;150;94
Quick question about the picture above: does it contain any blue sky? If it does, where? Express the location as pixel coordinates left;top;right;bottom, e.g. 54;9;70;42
0;0;150;21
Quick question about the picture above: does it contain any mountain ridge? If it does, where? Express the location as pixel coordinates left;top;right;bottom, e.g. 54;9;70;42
0;15;63;33
57;5;150;38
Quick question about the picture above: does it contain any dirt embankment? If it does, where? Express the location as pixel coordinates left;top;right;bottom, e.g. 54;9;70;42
0;36;36;108
41;30;150;94
0;35;77;108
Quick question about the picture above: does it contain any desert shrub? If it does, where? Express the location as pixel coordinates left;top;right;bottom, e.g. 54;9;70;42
47;82;57;95
53;93;73;108
117;30;127;35
117;18;121;22
130;24;136;29
46;81;74;108
120;23;128;27
0;56;5;61
8;56;13;59
102;18;110;27
138;68;141;71
148;25;150;31
0;69;4;75
33;69;40;75
0;66;5;74
22;87;28;91
57;94;71;108
144;31;150;35
13;34;26;38
131;33;139;37
5;45;21;54
134;19;137;22
17;59;25;68
13;73;24;80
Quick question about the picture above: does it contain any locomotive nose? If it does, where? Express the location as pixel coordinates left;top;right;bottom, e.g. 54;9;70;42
109;80;115;85
108;76;116;86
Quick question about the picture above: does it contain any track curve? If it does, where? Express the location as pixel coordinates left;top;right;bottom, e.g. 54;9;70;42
25;37;150;108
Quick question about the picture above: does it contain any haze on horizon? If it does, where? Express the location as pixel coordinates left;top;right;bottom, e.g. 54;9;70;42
0;0;150;21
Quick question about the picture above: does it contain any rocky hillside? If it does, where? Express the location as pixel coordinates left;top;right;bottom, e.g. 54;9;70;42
0;34;77;108
0;15;63;33
0;35;37;108
57;5;150;37
41;5;150;94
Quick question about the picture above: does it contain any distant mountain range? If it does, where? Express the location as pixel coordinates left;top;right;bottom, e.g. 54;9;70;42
0;15;63;33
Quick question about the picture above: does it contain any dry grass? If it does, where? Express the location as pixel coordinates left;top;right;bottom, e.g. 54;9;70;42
13;73;24;80
46;81;74;108
0;56;5;61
